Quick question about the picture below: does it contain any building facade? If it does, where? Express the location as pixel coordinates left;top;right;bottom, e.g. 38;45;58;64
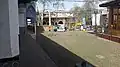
41;11;74;31
100;0;120;36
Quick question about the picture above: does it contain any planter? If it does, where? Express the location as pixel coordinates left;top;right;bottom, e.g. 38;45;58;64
97;33;120;43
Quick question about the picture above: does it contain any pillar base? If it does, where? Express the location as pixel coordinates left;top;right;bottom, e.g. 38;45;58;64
36;26;44;41
0;55;19;66
19;27;26;35
36;26;44;35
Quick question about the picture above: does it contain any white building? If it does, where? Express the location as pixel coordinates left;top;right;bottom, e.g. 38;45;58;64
92;1;109;26
41;10;74;31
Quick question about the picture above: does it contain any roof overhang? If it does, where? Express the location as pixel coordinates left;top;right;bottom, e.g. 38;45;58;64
99;0;120;7
18;0;37;4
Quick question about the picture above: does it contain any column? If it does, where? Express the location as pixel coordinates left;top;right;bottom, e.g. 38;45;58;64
108;7;113;34
49;11;51;26
0;0;19;59
19;4;27;34
41;12;44;26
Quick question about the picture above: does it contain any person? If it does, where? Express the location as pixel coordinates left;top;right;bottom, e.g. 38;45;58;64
64;26;67;32
54;25;57;32
49;26;51;31
81;25;83;31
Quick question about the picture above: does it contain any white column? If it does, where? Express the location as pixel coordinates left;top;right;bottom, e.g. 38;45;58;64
0;0;19;59
49;11;51;26
19;4;26;29
41;12;44;26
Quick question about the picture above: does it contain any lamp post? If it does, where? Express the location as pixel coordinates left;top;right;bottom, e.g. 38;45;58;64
94;10;98;35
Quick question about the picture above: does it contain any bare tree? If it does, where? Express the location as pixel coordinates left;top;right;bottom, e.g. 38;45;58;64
70;5;83;22
80;0;112;25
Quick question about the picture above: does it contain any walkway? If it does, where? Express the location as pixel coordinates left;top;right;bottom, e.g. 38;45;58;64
19;33;57;67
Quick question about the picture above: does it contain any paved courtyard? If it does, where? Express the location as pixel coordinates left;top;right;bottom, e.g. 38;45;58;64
40;31;120;67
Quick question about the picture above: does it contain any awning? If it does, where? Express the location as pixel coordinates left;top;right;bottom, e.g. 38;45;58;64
99;0;120;7
18;0;37;4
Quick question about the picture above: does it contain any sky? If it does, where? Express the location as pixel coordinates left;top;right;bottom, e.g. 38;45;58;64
36;0;109;12
36;1;84;12
63;2;84;11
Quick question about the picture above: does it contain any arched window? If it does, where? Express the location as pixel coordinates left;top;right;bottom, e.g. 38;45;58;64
43;21;46;25
58;21;63;24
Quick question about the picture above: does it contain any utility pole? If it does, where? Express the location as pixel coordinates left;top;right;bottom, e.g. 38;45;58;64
41;0;45;26
49;10;51;26
94;10;98;35
53;1;65;24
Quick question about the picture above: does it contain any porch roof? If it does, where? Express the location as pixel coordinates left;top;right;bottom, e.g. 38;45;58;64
18;0;37;4
99;0;120;7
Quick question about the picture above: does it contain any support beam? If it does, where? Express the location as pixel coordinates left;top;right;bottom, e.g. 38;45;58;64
108;7;113;34
0;0;19;59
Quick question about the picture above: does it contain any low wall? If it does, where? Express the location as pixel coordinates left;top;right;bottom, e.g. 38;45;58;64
97;33;120;43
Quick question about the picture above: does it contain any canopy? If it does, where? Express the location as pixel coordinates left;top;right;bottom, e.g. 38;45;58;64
18;0;37;4
99;0;120;7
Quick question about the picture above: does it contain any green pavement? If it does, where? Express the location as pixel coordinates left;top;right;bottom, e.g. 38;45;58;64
42;31;120;67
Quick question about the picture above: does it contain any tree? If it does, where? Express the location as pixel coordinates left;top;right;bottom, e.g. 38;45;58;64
70;4;88;23
82;0;112;25
37;0;65;25
71;6;81;22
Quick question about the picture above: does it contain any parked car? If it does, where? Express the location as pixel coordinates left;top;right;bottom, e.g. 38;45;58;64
53;25;58;32
57;25;65;32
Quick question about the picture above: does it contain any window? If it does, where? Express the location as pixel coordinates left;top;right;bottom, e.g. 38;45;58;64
58;21;63;24
43;19;49;25
43;21;46;25
112;8;120;30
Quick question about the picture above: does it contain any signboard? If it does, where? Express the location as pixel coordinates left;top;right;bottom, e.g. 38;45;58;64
92;14;100;26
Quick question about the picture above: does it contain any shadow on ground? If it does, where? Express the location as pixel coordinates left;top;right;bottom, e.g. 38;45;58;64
36;34;95;67
27;25;45;33
19;33;57;67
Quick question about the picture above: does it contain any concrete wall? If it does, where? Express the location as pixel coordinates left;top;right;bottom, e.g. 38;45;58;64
0;0;19;59
9;0;19;57
0;0;11;59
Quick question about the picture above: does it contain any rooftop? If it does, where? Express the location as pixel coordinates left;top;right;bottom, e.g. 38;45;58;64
99;0;120;7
